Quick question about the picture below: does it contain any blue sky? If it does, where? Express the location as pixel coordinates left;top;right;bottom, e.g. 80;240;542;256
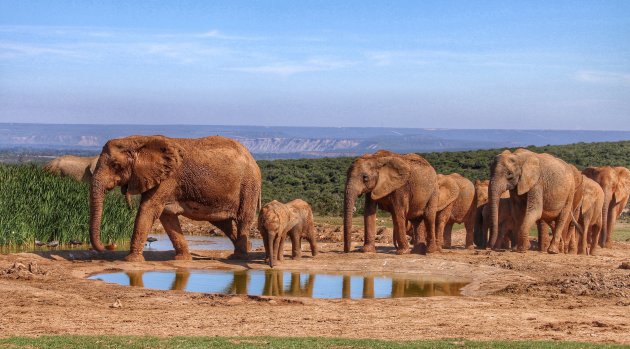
0;1;629;129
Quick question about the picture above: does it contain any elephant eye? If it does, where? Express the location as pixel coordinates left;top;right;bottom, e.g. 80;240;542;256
362;174;369;182
506;170;514;178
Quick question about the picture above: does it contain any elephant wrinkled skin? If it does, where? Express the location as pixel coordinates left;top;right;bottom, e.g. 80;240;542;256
258;199;318;267
488;149;582;253
343;150;439;254
89;135;262;262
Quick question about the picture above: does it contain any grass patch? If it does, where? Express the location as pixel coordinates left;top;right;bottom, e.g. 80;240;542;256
0;164;135;247
0;336;625;349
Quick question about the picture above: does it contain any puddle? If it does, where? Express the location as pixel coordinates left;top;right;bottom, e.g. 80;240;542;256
88;269;469;299
1;234;263;254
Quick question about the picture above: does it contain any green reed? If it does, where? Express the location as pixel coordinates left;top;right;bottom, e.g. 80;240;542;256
0;164;135;247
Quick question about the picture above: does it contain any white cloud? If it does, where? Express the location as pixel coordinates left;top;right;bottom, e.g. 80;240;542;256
230;59;354;76
574;70;630;85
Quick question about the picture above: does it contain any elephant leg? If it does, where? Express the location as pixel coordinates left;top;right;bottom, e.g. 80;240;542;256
362;195;377;253
289;229;302;260
589;223;602;255
578;215;591;255
423;193;439;254
234;214;256;257
261;229;270;264
159;213;191;260
392;211;410;255
548;204;573;255
537;221;550;252
517;194;542;253
434;208;450;251
442;222;454;249
276;233;285;262
306;225;318;257
126;202;164;262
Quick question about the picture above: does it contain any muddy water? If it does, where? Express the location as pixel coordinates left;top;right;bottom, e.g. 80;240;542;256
88;269;469;299
1;234;263;253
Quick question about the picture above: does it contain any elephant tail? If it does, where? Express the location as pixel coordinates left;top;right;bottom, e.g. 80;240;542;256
570;211;584;237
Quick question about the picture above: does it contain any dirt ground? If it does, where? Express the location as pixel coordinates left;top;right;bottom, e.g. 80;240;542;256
1;228;629;344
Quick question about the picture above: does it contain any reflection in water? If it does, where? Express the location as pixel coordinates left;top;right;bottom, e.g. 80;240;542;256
90;269;469;299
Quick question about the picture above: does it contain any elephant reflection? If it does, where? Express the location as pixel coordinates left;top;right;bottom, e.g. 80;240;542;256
262;270;315;297
125;269;191;290
340;275;466;298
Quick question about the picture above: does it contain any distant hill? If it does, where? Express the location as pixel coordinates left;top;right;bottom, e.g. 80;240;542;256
1;123;630;160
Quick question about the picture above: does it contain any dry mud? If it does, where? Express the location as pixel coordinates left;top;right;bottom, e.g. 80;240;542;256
0;229;629;344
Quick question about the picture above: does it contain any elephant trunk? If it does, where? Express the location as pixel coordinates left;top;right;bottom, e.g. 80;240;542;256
89;180;107;252
600;190;611;247
488;180;505;249
343;185;359;253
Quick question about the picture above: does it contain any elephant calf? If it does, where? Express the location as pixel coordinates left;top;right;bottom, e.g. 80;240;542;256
258;199;318;267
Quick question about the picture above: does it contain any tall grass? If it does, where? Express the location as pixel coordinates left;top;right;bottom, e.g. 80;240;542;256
0;164;135;246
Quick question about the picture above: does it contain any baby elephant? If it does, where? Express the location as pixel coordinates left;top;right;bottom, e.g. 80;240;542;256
258;199;318;267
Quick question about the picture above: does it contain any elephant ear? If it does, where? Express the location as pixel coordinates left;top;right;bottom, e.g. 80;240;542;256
127;137;184;194
614;167;630;203
517;155;541;196
371;156;410;200
437;176;459;211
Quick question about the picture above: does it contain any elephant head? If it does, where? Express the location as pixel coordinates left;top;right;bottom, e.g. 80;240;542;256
89;136;184;252
343;151;411;252
488;149;540;248
582;166;630;246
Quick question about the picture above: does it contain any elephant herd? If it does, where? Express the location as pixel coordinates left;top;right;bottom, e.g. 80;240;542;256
344;149;630;256
43;135;629;263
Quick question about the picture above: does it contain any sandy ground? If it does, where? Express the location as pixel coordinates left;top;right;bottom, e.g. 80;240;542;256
1;229;629;344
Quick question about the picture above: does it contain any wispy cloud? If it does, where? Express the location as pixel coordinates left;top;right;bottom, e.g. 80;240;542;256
230;59;354;76
574;70;630;85
0;42;83;59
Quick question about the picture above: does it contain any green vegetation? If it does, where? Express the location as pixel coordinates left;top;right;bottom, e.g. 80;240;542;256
0;336;625;349
260;141;630;215
0;164;135;247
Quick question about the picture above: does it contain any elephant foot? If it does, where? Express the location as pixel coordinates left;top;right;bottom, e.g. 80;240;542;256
124;253;145;262
395;248;410;255
515;247;527;253
360;245;376;253
411;243;427;255
174;253;192;261
465;244;475;250
291;255;302;260
547;245;560;254
604;242;613;249
426;243;439;253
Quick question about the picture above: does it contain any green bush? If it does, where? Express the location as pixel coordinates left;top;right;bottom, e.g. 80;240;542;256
0;164;135;246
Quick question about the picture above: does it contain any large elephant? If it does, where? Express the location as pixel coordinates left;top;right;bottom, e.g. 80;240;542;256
44;155;133;208
258;199;318;268
437;173;476;249
582;166;630;248
89;135;262;262
343;150;439;254
488;149;582;253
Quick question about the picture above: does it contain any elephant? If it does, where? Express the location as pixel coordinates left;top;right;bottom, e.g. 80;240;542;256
258;199;318;268
582;166;630;248
437;173;476;249
89;135;262;262
44;155;133;208
562;176;604;255
488;149;582;253
343;150;439;254
412;174;458;249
